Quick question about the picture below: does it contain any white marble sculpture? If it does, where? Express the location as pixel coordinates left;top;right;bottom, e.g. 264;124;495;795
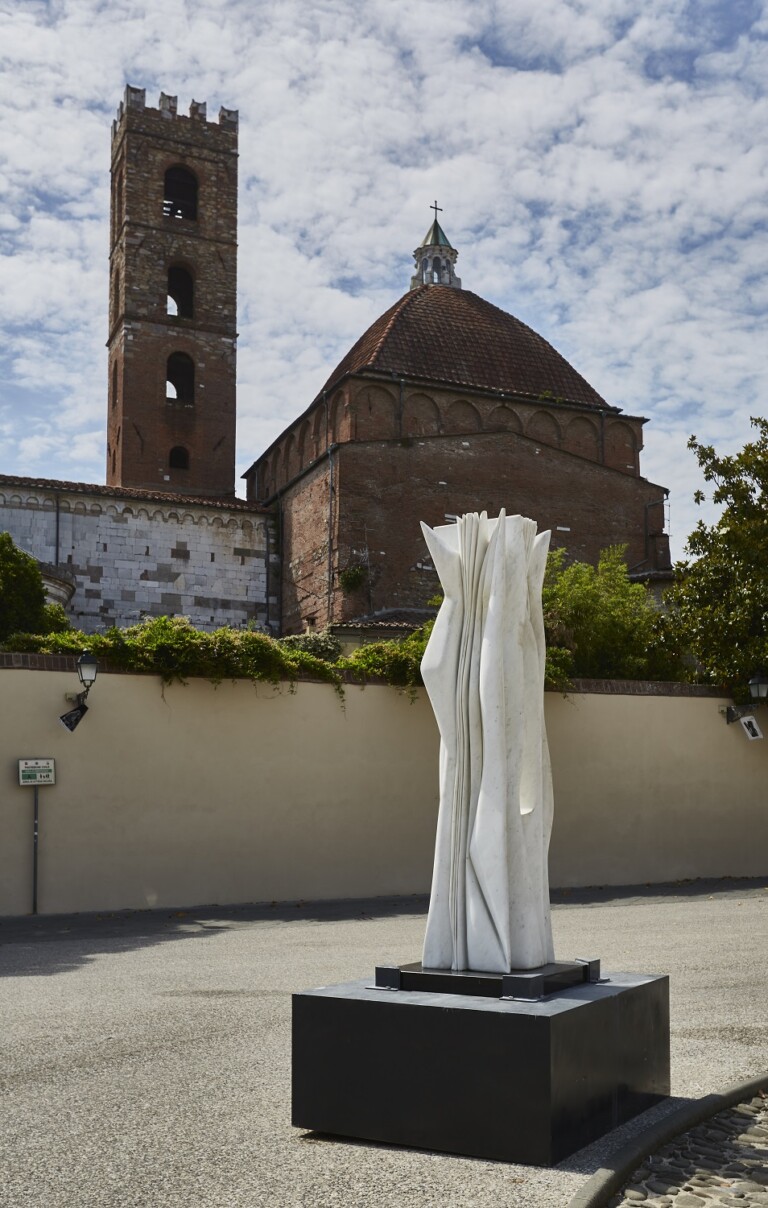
420;510;555;974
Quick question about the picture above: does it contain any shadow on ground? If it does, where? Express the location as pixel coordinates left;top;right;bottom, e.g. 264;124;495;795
294;1095;699;1175
550;876;768;907
0;894;431;978
554;1096;697;1174
2;877;766;979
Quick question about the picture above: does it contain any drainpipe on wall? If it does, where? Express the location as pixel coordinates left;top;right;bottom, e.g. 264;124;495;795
645;494;668;568
322;389;334;627
264;512;278;635
54;494;61;567
276;490;284;636
327;445;335;626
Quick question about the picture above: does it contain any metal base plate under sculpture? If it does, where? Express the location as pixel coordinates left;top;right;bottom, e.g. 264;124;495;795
292;969;670;1166
374;957;602;1000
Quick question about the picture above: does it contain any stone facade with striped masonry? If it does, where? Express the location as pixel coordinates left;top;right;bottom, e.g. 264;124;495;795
0;476;276;633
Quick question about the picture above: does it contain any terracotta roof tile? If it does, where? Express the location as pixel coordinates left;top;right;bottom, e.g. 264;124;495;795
333;608;436;628
0;474;266;512
321;285;613;411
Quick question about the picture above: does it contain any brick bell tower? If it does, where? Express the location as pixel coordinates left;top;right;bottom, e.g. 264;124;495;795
107;86;238;497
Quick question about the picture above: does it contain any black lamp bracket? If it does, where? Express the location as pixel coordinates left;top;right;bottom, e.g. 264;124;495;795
724;703;758;724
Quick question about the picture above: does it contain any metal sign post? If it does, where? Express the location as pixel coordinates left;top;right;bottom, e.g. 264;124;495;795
32;785;39;915
18;760;55;916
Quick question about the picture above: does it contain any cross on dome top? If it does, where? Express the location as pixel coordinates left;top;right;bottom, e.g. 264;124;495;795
410;205;461;290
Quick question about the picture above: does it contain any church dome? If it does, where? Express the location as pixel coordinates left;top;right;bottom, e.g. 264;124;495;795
321;284;612;412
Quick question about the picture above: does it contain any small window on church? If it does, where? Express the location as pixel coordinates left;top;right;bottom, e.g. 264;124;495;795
163;166;198;220
169;446;189;470
167;266;194;318
432;256;441;283
166;352;194;404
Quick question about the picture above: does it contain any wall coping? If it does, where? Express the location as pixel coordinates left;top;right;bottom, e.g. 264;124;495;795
566;678;725;698
0;653;730;698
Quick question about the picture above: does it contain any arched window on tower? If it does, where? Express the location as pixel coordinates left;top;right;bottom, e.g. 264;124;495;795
432;256;442;283
169;446;189;470
167;266;194;318
422;257;428;283
166;353;195;404
163;166;198;220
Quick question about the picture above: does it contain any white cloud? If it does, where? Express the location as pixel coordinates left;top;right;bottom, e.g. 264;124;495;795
0;0;767;557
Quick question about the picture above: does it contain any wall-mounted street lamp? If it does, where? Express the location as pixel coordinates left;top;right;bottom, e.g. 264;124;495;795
748;671;768;704
59;651;99;732
724;670;768;726
76;651;98;693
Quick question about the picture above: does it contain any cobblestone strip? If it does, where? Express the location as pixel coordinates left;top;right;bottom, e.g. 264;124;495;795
608;1095;768;1207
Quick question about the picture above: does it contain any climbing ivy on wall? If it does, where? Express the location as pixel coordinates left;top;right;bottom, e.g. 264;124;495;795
2;617;343;689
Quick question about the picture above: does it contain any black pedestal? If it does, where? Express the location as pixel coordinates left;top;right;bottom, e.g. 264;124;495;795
292;971;669;1166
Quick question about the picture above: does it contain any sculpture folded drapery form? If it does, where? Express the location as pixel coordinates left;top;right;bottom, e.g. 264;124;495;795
421;511;555;974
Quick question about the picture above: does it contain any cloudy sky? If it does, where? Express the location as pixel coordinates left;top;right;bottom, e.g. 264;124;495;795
1;0;767;557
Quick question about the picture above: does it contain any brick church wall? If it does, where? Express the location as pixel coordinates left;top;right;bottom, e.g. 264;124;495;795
278;459;335;633
275;432;669;631
336;434;667;617
0;479;275;633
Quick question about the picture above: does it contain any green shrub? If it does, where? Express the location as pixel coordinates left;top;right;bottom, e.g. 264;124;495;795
1;615;341;689
40;602;72;634
279;627;342;662
543;545;684;681
344;623;432;690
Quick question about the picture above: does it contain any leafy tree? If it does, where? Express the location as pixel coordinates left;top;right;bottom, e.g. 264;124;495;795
543;545;683;681
39;601;71;634
665;418;768;692
0;531;52;640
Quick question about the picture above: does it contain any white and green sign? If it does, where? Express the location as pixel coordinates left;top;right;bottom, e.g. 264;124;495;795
18;759;55;787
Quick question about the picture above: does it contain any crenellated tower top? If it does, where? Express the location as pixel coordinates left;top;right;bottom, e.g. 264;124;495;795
112;85;238;140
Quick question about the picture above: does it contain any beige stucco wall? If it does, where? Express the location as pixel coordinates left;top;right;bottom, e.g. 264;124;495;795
545;692;768;887
1;670;766;916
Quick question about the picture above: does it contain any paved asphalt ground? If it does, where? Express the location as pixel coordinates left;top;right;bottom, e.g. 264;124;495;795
1;880;767;1208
